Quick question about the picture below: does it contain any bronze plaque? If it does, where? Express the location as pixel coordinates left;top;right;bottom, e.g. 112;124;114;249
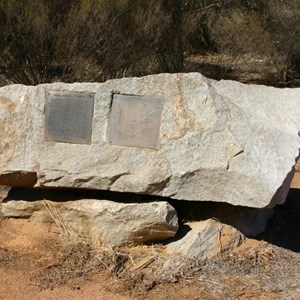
44;91;94;144
108;94;164;149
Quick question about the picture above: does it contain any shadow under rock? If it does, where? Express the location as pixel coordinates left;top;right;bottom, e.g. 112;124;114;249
163;224;192;245
258;189;300;252
5;187;300;252
169;190;300;253
4;187;145;203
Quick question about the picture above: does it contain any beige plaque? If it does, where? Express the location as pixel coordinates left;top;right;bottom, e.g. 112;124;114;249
108;94;164;149
44;91;94;144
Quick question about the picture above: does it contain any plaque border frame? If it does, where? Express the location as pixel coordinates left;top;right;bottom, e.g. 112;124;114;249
44;90;95;145
107;94;164;149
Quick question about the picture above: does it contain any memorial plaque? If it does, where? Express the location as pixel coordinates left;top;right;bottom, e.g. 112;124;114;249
44;90;94;144
108;94;164;149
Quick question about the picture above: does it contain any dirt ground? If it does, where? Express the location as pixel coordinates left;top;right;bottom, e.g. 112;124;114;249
0;191;300;300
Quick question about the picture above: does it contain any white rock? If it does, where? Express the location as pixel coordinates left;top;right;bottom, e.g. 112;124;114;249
0;185;10;202
0;73;300;207
2;198;178;246
166;219;244;260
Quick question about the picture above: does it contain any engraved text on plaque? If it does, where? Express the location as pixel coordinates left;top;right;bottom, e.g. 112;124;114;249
44;91;94;144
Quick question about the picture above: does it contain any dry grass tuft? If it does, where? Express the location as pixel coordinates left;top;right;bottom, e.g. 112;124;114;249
42;200;79;241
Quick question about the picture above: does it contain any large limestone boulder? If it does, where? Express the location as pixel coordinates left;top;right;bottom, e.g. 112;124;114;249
1;73;300;208
2;198;178;246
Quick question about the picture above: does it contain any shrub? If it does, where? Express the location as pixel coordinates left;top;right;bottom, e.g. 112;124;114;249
0;0;222;84
0;0;299;85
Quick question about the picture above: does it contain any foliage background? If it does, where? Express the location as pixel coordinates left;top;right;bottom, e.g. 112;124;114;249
0;0;299;86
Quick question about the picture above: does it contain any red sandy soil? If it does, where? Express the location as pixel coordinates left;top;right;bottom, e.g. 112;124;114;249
1;192;300;300
0;217;130;300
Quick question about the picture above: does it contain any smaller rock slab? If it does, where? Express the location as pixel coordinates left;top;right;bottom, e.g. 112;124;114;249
167;219;244;260
0;185;10;202
211;204;274;237
2;199;178;246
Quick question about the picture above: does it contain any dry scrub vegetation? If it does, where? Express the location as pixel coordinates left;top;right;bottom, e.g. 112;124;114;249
0;0;299;86
1;193;299;299
35;198;300;299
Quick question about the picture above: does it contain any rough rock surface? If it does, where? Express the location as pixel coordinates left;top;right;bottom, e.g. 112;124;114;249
0;186;9;202
210;205;274;237
166;219;244;260
2;198;178;246
295;159;300;172
291;159;300;188
1;73;300;207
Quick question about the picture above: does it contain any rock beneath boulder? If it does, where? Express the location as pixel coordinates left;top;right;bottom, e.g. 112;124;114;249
291;172;300;189
295;159;300;172
166;219;244;260
168;200;274;237
2;198;178;246
0;185;10;202
210;204;274;237
1;73;300;208
291;159;300;189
